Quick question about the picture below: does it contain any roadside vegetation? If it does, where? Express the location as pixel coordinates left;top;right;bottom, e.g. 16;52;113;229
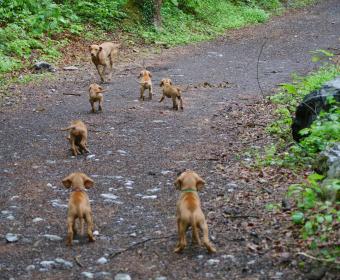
261;57;340;262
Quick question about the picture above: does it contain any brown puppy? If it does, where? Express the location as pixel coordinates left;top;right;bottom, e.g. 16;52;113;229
61;120;90;156
159;78;183;110
89;42;119;83
174;170;216;253
139;70;153;100
89;83;105;113
62;172;95;246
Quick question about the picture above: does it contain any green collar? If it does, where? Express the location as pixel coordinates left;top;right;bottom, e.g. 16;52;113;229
181;189;197;193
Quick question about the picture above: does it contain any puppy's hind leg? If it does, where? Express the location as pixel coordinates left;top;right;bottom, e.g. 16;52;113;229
200;221;216;253
174;220;187;253
85;212;95;242
66;216;75;246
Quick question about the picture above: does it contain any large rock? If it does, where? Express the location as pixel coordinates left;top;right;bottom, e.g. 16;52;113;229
292;77;340;142
33;61;55;73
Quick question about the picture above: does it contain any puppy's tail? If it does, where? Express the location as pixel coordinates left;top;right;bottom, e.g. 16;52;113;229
192;218;201;244
61;125;76;131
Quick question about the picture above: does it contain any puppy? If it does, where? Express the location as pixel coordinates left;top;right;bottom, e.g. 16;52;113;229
89;42;119;83
174;170;216;253
159;78;183;110
62;172;95;246
139;70;153;100
61;120;90;156
89;83;105;112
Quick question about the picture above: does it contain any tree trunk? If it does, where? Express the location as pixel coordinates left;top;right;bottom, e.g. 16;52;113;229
153;0;163;28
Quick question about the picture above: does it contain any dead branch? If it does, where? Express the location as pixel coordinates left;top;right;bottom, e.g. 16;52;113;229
74;255;84;267
63;93;81;96
109;234;176;259
297;252;340;265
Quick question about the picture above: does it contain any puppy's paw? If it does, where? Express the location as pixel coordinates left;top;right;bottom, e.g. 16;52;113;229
88;236;95;242
173;247;183;253
207;245;216;253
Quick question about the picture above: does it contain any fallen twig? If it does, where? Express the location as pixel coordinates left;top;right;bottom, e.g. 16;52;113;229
223;214;259;219
109;234;176;259
63;93;81;96
74;255;84;267
297;252;340;265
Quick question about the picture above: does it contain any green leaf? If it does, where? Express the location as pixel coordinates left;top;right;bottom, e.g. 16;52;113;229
325;215;333;223
292;211;304;224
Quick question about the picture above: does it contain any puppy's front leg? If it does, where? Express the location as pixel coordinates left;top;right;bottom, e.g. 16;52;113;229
90;101;95;113
149;85;153;100
98;97;103;112
159;95;165;103
172;96;178;110
140;87;145;101
96;65;105;83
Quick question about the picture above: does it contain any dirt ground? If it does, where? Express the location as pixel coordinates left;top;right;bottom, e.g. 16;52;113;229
0;1;339;279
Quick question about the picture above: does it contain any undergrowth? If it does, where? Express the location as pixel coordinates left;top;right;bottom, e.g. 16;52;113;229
262;61;340;262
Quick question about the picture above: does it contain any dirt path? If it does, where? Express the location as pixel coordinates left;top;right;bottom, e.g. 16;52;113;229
0;1;339;279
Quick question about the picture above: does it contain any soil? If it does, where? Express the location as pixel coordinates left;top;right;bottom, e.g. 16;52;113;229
0;1;339;279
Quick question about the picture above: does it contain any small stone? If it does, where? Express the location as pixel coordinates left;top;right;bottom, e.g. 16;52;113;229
114;273;131;280
93;230;99;236
100;194;118;200
40;260;56;269
96;257;108;265
197;255;204;259
6;233;18;243
1;210;11;215
222;254;236;262
55;258;73;269
155;277;167;280
86;154;96;160
96;272;112;278
141;195;157;199
26;265;35;271
63;66;79;71
247;260;256;265
47;183;53;188
43;234;63;241
275;272;284;278
206;259;220;266
130;232;137;237
6;215;15;220
33;217;44;223
34;61;55;72
81;272;94;279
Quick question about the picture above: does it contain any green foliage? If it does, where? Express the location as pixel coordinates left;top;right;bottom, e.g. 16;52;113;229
288;174;339;257
139;0;269;46
63;0;127;31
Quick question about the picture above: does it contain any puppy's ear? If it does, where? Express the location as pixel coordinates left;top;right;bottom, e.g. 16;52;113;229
98;86;103;91
195;174;205;191
88;45;92;51
148;71;152;78
160;80;164;87
82;174;94;189
169;80;173;85
99;46;103;51
62;174;73;188
138;72;142;78
174;173;184;190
